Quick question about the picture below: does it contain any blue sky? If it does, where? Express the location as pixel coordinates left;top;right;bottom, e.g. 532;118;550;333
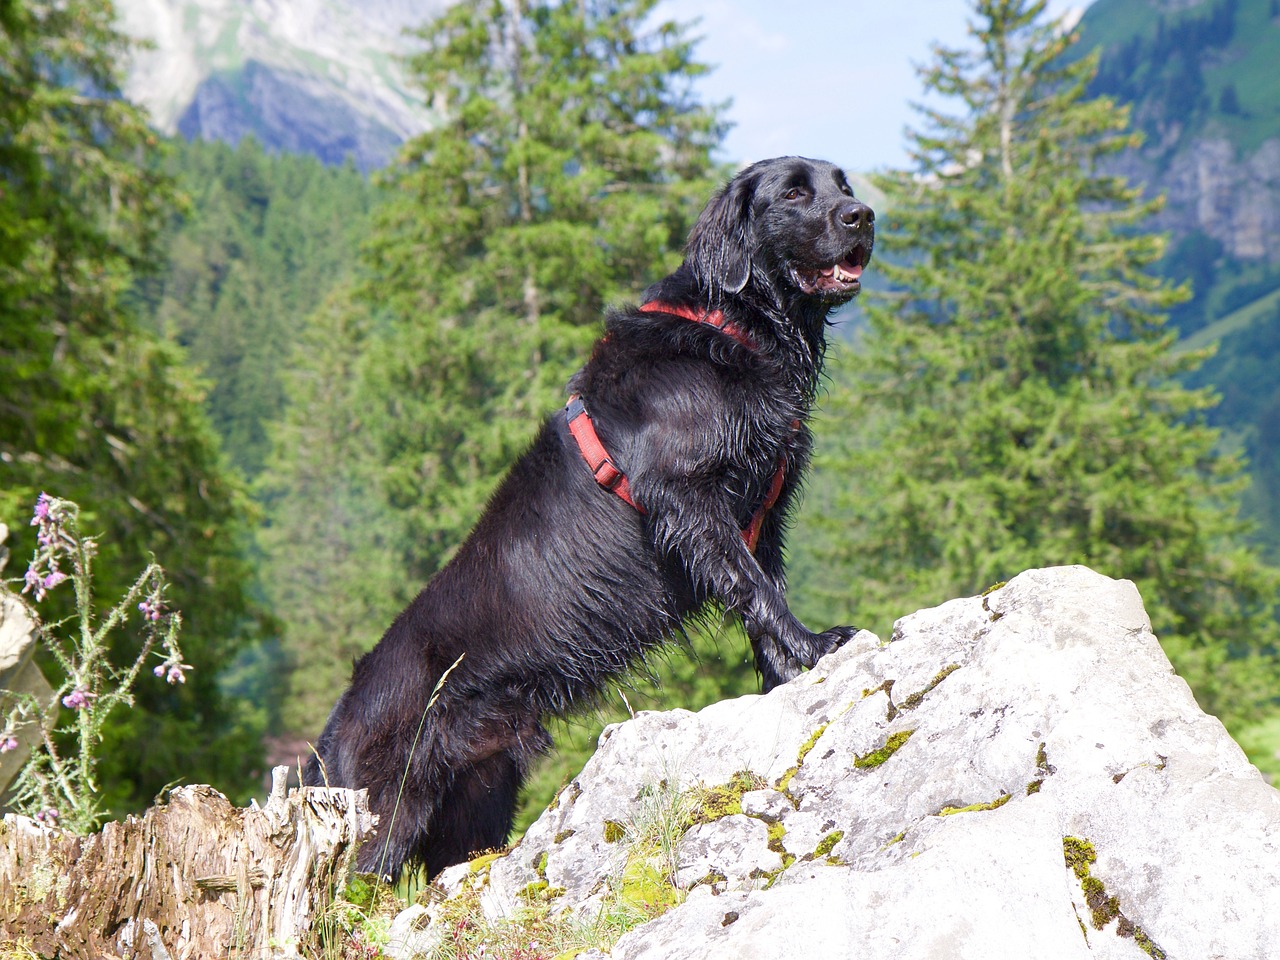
658;0;1089;173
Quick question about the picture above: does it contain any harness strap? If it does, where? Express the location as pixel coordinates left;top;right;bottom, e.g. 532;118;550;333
743;457;788;552
566;302;791;550
565;394;643;512
638;300;755;350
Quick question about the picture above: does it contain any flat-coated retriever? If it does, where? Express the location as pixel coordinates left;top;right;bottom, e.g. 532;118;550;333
304;156;875;881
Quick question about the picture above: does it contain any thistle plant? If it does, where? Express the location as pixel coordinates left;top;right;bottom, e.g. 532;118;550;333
1;494;190;832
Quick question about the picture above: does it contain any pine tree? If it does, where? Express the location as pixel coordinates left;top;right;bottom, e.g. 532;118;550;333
805;0;1279;727
256;289;404;735
1;0;265;808
360;0;727;580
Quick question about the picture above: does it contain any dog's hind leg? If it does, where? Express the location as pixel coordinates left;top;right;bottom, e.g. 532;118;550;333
354;773;439;882
421;751;525;879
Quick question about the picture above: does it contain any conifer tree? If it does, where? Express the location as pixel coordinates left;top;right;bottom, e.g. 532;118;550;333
361;0;727;580
1;0;265;807
141;138;377;476
807;0;1279;726
256;289;404;734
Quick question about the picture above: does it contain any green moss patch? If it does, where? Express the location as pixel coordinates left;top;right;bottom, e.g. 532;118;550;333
615;853;681;916
862;679;898;719
467;852;502;874
1062;836;1167;958
811;830;845;863
777;719;836;797
752;820;797;888
900;664;960;712
520;879;550;899
854;729;915;769
937;792;1011;816
1027;741;1055;794
685;770;768;828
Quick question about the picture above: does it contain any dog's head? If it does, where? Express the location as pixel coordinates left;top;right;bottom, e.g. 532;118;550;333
686;157;874;307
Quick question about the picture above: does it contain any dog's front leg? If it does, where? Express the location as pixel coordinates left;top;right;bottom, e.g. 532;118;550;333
644;481;855;691
747;509;857;690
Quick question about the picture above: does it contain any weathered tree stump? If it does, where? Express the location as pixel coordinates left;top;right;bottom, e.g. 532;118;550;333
0;767;375;958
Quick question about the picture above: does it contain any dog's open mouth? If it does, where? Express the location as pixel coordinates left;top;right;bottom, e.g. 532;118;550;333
791;245;870;298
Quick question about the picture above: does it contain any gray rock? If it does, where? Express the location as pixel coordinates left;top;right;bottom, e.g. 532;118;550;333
384;904;439;958
674;815;781;892
1110;135;1280;264
386;566;1280;959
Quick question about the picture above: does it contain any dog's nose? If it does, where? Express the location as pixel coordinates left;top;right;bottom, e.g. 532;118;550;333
838;201;874;230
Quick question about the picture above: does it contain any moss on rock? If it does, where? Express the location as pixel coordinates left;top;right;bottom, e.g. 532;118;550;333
854;729;915;769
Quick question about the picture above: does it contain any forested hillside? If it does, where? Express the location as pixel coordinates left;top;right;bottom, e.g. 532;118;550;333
1077;0;1280;561
138;139;378;477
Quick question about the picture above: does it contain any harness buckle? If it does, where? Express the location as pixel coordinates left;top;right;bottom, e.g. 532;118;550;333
593;459;625;490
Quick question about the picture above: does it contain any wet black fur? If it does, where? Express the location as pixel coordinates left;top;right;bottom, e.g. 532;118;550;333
303;157;876;882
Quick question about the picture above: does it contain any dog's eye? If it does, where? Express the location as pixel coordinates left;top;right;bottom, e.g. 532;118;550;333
784;187;803;201
840;183;854;196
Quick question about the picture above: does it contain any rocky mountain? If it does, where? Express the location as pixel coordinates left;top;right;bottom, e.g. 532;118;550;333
115;0;443;170
387;566;1280;959
1080;0;1280;267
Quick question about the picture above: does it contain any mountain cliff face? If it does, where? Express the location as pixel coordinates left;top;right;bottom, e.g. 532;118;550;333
115;0;441;170
1081;0;1280;264
1113;134;1280;264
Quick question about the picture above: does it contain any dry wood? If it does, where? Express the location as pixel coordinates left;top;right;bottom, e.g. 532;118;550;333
0;766;375;958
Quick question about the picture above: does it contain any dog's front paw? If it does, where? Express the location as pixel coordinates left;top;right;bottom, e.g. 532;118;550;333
812;624;860;660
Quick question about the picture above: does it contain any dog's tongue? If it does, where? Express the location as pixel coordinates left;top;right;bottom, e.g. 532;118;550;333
835;259;862;282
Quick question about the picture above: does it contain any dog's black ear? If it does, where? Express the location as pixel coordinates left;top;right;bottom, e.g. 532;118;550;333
685;173;756;297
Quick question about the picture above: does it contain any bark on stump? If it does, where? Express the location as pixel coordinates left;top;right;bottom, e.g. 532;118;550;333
0;766;375;958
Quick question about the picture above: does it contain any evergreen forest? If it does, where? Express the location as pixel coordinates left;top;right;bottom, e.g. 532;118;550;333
3;0;1279;839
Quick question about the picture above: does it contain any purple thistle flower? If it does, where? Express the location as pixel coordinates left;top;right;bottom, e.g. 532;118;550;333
0;736;18;753
32;493;52;524
42;570;67;591
61;687;95;710
154;663;166;678
23;565;51;602
34;808;59;825
166;663;190;684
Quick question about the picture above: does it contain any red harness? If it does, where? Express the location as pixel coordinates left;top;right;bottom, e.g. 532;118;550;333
565;301;790;552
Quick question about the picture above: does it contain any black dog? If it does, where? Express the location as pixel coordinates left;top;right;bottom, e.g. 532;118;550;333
304;157;874;881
